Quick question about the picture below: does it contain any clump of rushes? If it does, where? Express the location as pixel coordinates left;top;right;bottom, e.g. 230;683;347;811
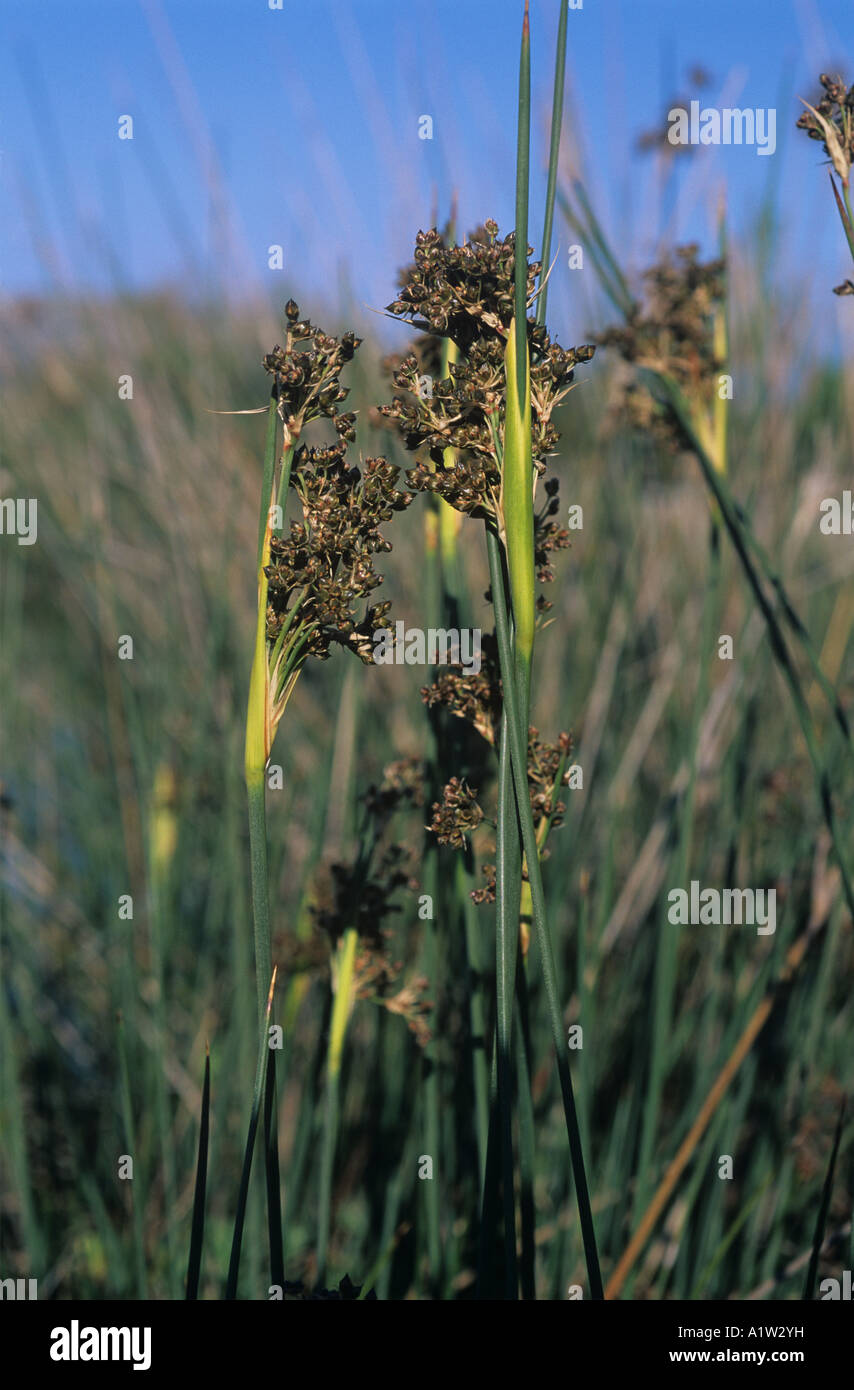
242;302;410;1290
797;74;854;294
379;217;602;1298
377;0;602;1300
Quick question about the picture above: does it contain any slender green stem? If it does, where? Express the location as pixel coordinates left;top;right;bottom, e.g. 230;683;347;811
226;968;277;1299
486;527;604;1299
421;843;443;1292
515;959;537;1300
185;1045;210;1300
246;775;272;1022
317;926;358;1286
476;1040;501;1297
537;0;569;328
421;498;445;1294
514;0;530;403
495;707;520;1298
245;400;287;1289
460;849;490;1185
257;396;278;567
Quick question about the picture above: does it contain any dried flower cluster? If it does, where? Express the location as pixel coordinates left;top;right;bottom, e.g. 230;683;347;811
796;74;854;295
312;843;412;943
429;777;485;849
363;757;426;818
528;728;573;834
265;442;411;665
421;632;503;746
598;245;725;453
430;730;573;905
263;299;360;446
352;944;432;1050
377;222;594;580
796;74;854;185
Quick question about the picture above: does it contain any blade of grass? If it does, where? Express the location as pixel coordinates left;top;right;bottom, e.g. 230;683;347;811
514;1;531;405
244;400;288;1288
317;926;358;1287
537;0;569;327
185;1043;210;1300
803;1101;846;1300
494;709;521;1299
225;966;277;1300
486;526;603;1299
516;959;537;1300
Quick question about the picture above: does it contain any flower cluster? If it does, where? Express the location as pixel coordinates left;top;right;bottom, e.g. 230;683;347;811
420;631;502;746
429;777;485;849
263;299;360;445
434;730;573;906
386;222;536;350
796;74;854;294
598;244;725;454
363;756;426;818
528;729;573;834
265;443;412;664
796;73;854;185
352;944;432;1049
377;222;594;568
313;842;412;944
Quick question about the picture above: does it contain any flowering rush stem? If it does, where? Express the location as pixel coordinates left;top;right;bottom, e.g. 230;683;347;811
244;396;288;1283
503;319;535;712
245;402;278;1014
486;528;604;1299
318;925;358;1285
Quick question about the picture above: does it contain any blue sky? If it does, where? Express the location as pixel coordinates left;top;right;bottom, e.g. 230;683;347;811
1;0;852;342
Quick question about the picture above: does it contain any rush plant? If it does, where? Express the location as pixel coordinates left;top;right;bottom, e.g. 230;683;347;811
377;0;603;1300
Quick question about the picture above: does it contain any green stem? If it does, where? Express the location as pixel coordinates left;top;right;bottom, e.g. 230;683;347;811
486;527;604;1299
495;707;521;1298
317;926;358;1286
537;0;569;328
515;959;537;1300
246;775;272;1023
460;849;490;1185
514;0;531;403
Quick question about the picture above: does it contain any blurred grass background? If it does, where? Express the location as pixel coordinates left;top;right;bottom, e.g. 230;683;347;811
2;0;854;1301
